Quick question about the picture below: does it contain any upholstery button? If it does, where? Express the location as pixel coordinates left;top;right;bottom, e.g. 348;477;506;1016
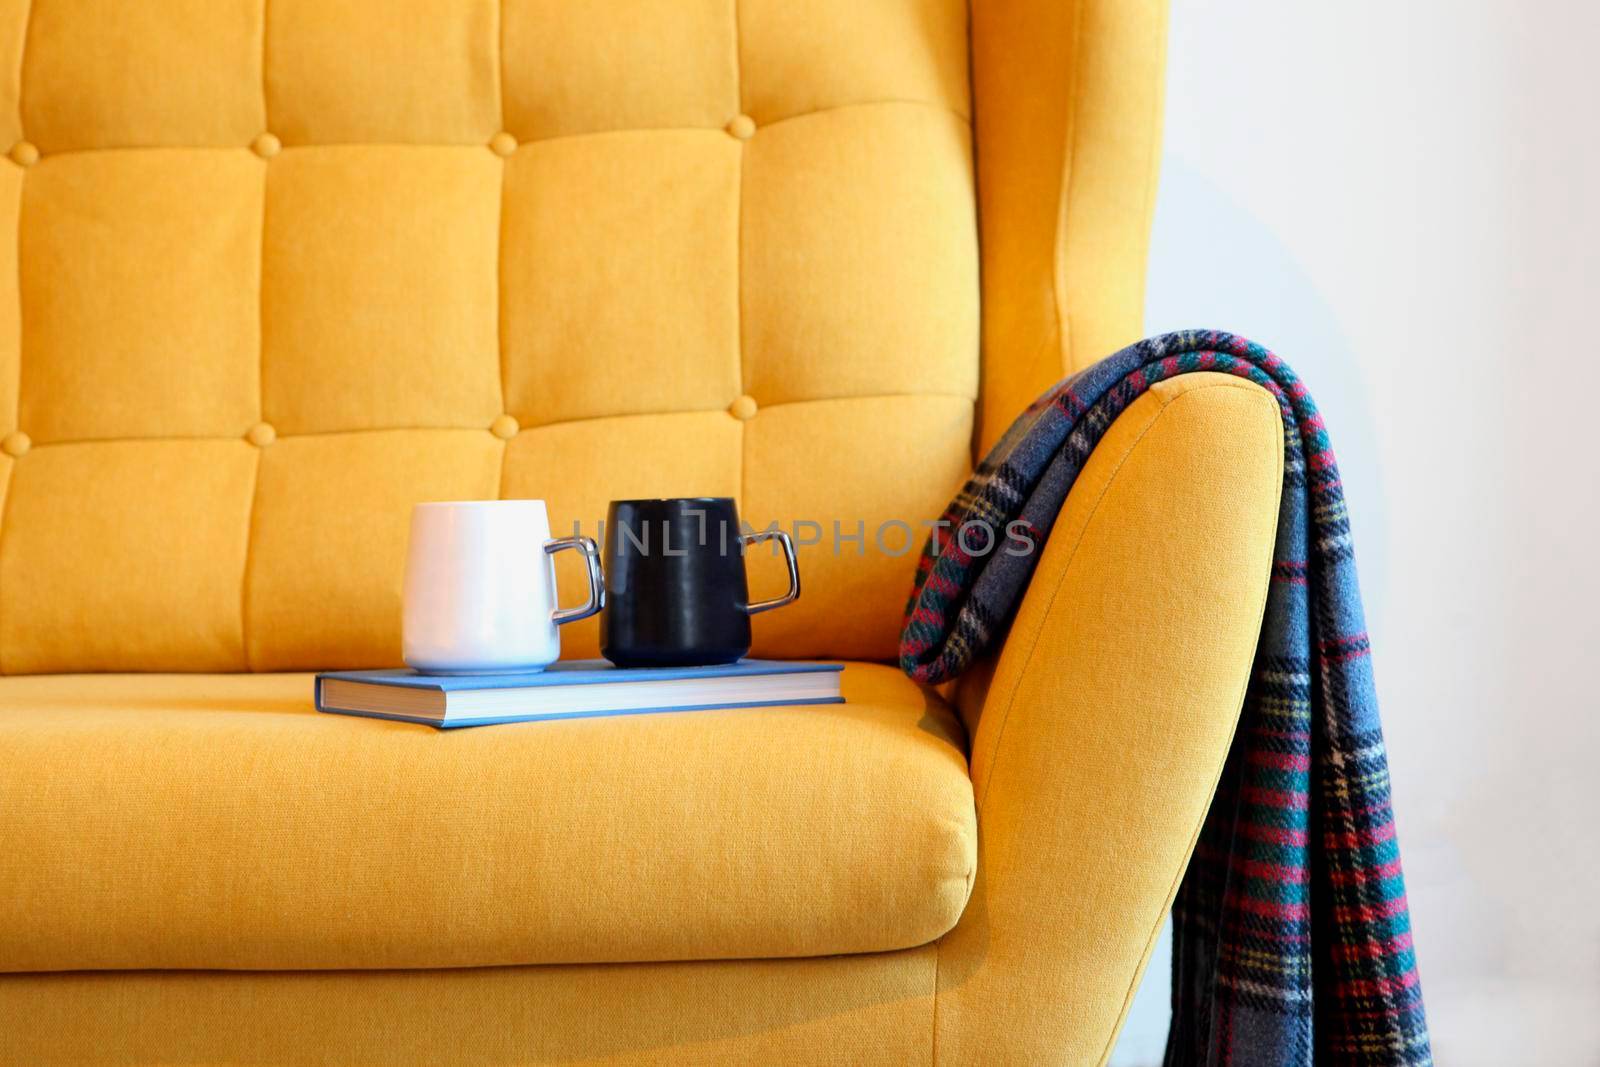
246;422;276;448
8;141;39;167
490;414;520;440
726;115;756;141
1;431;30;457
251;133;281;159
729;395;758;421
490;132;518;157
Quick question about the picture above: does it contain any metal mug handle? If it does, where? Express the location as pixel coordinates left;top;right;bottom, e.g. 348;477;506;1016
737;530;801;614
545;535;604;625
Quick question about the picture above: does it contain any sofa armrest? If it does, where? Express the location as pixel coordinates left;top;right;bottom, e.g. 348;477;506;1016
933;372;1284;1065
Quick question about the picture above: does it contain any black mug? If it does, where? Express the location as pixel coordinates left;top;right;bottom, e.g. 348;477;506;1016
599;497;800;668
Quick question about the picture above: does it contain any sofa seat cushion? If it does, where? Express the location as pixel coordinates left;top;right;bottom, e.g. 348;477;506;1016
0;664;974;972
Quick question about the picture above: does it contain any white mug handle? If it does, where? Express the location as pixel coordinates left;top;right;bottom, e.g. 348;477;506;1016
545;536;604;625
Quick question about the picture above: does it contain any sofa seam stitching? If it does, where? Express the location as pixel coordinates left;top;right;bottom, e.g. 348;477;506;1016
258;0;269;129
1132;0;1169;338
13;0;33;138
240;163;268;671
1052;0;1088;377
0;191;23;680
17;101;971;159
240;0;268;672
495;0;506;135
494;0;508;422
238;443;262;671
736;391;976;411
10;393;980;449
493;0;510;499
762;98;970;129
733;0;747;510
3;173;18;424
0;1;32;676
730;0;743;110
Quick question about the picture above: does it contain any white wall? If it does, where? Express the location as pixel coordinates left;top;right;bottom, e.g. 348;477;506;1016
1112;4;1600;1064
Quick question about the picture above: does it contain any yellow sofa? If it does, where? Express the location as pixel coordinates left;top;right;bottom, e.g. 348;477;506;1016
0;2;1285;1063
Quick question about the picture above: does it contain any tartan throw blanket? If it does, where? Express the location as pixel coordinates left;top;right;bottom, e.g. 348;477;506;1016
899;331;1430;1066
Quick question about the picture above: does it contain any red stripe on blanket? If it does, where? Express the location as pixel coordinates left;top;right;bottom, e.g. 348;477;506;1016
1336;968;1421;999
1240;822;1310;847
1232;894;1310;921
1247;750;1312;771
1334;894;1412;925
1332;931;1415;960
1231;858;1307;882
1330;857;1405;884
1241;785;1310;810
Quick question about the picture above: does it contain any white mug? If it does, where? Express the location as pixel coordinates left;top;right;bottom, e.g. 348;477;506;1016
403;500;602;674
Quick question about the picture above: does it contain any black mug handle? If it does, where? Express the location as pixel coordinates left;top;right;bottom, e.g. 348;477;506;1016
737;530;800;614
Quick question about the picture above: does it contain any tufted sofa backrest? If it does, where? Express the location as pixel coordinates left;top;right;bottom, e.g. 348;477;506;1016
0;1;982;673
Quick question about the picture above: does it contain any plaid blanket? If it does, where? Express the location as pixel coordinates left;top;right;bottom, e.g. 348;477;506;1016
900;331;1430;1066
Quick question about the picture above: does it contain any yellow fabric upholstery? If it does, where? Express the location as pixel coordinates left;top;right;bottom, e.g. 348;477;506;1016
972;0;1168;451
935;374;1284;1063
0;374;1286;1064
0;0;977;672
1;951;940;1066
0;664;974;971
0;2;1299;1064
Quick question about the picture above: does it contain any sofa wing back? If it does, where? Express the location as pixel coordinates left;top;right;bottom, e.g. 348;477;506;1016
0;1;979;673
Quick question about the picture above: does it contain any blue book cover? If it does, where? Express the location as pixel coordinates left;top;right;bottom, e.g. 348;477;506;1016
316;659;844;728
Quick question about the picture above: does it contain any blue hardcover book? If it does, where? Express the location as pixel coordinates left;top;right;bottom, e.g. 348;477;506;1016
315;660;844;728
